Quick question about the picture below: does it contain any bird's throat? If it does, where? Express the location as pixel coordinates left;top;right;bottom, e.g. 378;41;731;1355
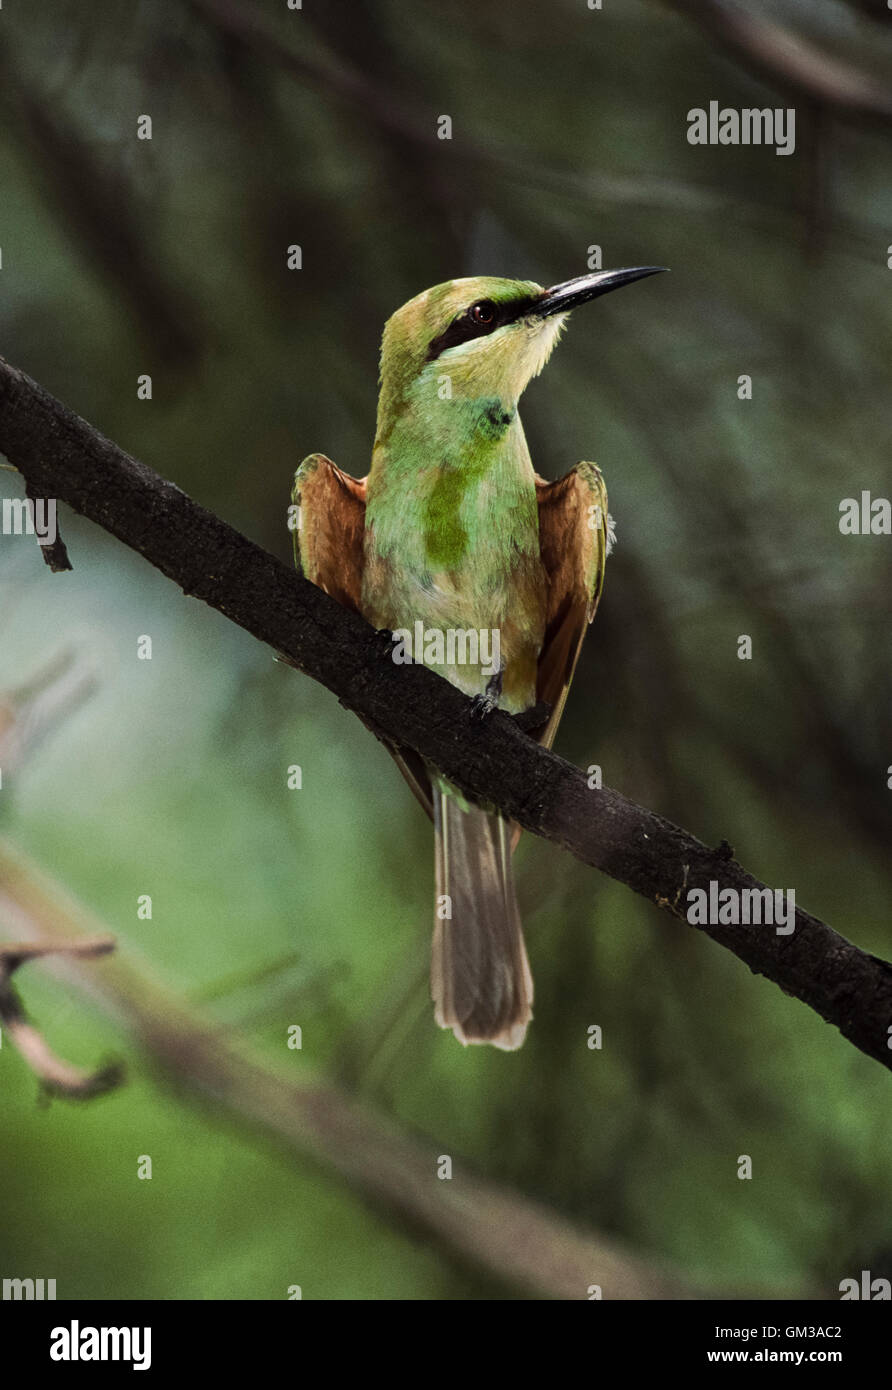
366;396;535;572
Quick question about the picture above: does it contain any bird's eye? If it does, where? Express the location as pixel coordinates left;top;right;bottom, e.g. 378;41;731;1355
469;300;495;326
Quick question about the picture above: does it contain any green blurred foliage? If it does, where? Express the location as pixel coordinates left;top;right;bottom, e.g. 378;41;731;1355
1;0;891;1299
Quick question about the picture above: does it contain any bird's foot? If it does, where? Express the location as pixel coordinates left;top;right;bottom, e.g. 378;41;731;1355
469;669;503;722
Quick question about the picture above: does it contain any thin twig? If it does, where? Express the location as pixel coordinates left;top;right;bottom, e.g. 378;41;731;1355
0;936;122;1099
24;479;72;572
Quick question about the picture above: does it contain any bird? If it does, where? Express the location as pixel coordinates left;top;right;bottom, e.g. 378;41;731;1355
292;266;665;1050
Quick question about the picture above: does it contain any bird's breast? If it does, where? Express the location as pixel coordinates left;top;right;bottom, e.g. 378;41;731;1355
362;441;546;709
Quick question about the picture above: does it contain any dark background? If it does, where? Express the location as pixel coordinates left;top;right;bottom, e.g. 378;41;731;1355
1;0;890;1299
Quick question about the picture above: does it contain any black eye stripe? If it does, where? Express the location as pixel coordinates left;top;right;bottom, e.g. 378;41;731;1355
426;295;535;362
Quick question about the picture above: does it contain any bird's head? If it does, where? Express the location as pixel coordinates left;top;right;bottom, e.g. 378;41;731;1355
376;267;665;438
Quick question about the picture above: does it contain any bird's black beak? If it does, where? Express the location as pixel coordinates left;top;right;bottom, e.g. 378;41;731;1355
533;266;668;318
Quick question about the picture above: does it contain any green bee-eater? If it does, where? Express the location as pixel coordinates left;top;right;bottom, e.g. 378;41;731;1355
293;266;664;1049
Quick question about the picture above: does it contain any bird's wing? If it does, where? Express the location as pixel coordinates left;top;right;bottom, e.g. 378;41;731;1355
291;453;435;820
535;461;610;750
291;453;367;612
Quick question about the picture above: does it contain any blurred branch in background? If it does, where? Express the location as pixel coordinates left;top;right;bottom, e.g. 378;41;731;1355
2;354;892;1076
189;0;888;266
0;650;97;780
593;338;892;862
0;934;121;1098
189;0;431;150
0;42;205;369
0;835;812;1300
666;0;892;125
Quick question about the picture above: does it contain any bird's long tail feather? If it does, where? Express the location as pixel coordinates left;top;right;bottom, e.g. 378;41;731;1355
431;785;533;1050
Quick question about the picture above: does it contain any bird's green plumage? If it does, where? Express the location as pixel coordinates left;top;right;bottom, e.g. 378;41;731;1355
290;267;660;1048
362;276;566;710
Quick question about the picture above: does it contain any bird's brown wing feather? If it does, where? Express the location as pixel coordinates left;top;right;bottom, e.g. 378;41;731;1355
292;453;367;611
292;454;435;819
535;462;610;751
291;456;610;824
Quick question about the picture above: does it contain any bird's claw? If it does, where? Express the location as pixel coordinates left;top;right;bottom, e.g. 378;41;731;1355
470;692;497;722
469;669;503;722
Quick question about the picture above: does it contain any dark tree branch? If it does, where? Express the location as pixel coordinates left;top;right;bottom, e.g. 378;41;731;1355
1;354;891;1075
